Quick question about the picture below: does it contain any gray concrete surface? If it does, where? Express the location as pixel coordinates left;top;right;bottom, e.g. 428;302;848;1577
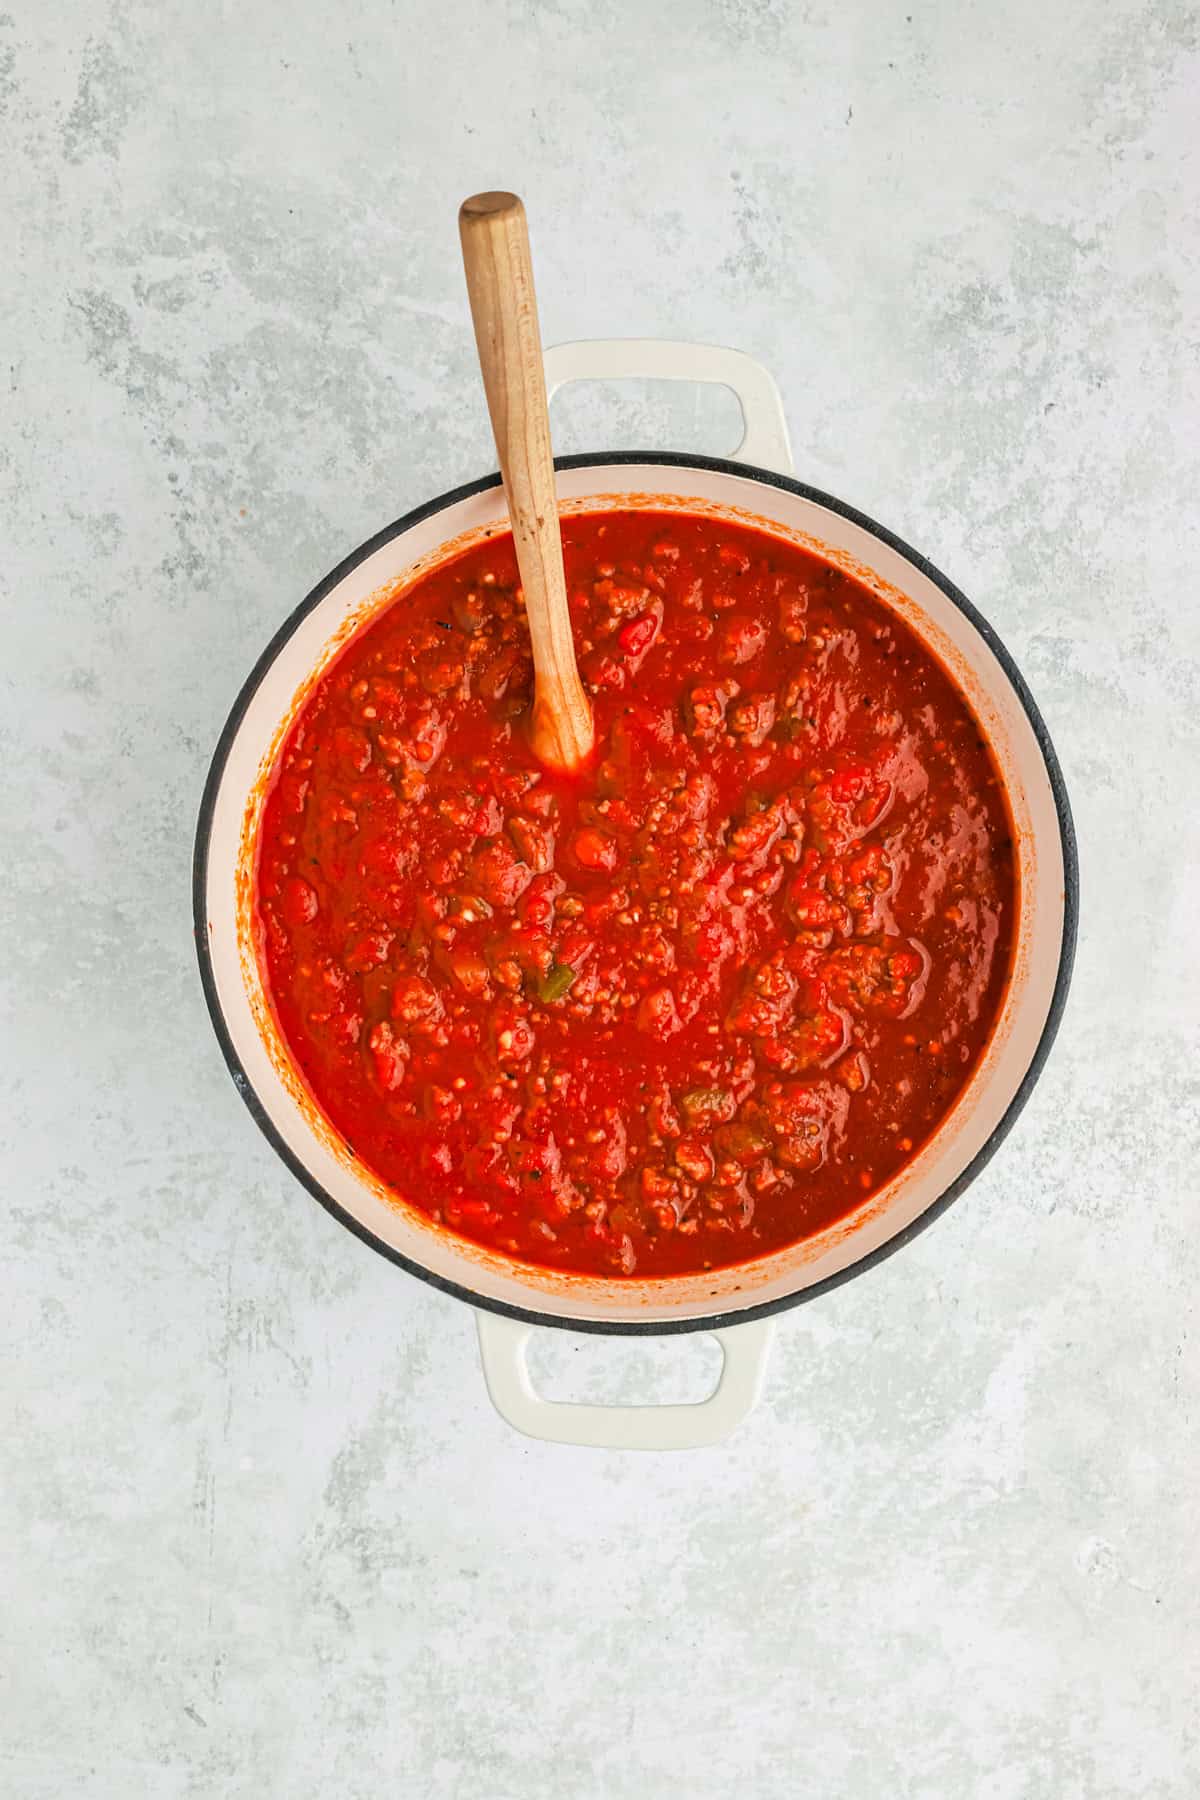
3;1;1199;1794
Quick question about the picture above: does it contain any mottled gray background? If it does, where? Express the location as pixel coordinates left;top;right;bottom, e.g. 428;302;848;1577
3;1;1198;1795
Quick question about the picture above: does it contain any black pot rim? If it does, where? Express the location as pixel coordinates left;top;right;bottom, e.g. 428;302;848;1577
192;451;1079;1337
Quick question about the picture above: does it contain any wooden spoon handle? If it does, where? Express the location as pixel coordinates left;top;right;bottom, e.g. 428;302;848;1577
459;191;594;772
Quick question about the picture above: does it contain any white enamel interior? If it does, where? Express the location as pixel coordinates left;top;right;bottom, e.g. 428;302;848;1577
201;462;1066;1327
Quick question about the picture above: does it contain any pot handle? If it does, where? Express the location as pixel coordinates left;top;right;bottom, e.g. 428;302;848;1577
475;1311;775;1450
543;339;794;476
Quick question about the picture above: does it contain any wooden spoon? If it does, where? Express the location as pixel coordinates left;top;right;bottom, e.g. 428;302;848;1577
459;191;594;773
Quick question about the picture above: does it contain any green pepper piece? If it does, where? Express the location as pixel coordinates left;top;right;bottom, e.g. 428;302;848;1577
537;963;577;1003
679;1086;736;1126
447;893;494;922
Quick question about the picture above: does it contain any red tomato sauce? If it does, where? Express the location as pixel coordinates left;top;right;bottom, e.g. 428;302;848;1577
255;510;1016;1278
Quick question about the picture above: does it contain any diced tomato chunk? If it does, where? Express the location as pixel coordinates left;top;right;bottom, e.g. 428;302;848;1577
581;649;627;691
507;815;554;873
492;1006;535;1061
636;986;682;1039
717;542;751;573
446;949;491;998
674;1137;714;1183
779;591;808;642
617;605;663;660
366;1021;408;1092
719;615;768;666
518;872;566;929
281;876;319;926
728;692;776;744
469;838;534;908
831;761;873;804
391;974;444;1028
344;928;392;973
333;726;372;773
686;680;738;736
571;828;618;872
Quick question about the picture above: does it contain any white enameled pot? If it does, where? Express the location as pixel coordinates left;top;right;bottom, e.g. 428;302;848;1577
194;340;1077;1450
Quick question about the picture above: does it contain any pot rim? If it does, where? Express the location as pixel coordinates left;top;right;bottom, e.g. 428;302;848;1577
193;451;1079;1336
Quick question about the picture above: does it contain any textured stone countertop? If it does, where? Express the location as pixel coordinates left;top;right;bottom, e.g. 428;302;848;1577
4;2;1198;1795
